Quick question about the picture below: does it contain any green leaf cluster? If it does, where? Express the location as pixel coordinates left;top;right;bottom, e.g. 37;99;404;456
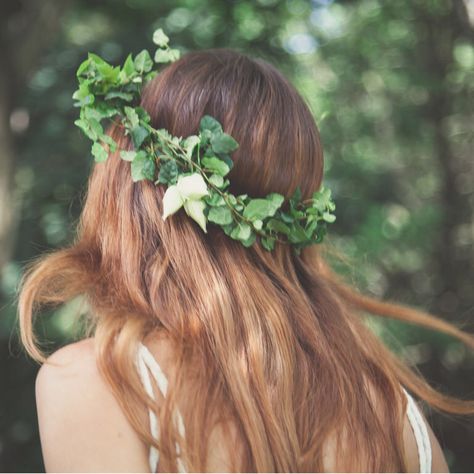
72;28;336;253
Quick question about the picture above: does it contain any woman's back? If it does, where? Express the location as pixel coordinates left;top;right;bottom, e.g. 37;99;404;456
35;336;449;472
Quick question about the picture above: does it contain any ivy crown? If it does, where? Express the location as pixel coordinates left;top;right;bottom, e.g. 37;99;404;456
72;28;336;253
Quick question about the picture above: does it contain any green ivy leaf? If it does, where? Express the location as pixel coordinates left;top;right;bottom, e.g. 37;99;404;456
204;193;225;207
211;133;239;154
199;115;223;135
101;134;117;152
289;186;302;208
152;29;169;47
74;118;97;140
208;206;233;225
267;193;285;209
104;91;134;101
134;50;153;73
201;156;230;176
261;236;276;251
154;48;180;63
280;212;294;224
306;220;319;236
124;106;140;128
120;54;136;82
312;186;335;212
157;159;179;185
168;48;180;61
120;150;136;162
322;212;336;223
266;218;291;235
72;83;94;107
130;126;150;148
240;233;256;247
92;142;108;162
288;222;309;243
131;151;155;182
243;196;284;220
230;222;252;241
182;135;200;158
208;174;224;187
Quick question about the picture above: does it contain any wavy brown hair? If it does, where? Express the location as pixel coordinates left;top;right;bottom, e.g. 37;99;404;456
17;48;474;472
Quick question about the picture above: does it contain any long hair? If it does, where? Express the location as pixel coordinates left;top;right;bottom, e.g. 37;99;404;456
17;48;474;472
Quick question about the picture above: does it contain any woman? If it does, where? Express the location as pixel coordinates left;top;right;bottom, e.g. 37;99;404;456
17;47;473;472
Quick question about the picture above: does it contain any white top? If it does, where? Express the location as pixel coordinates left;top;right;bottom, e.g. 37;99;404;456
135;341;432;473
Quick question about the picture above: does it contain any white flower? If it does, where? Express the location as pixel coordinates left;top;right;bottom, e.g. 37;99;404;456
162;173;209;232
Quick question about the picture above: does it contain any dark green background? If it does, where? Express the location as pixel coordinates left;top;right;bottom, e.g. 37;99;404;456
1;0;473;471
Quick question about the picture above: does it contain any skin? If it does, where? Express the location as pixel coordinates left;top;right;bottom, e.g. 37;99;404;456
36;337;450;473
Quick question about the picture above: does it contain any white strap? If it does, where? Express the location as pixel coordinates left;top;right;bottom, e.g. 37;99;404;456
402;387;432;473
135;342;187;473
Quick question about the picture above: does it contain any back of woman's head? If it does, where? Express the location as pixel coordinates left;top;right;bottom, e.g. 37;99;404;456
17;48;474;472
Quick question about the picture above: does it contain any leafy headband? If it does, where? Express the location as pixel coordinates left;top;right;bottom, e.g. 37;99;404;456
72;28;336;253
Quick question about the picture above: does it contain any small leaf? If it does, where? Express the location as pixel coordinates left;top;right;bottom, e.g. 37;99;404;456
182;135;200;158
158;159;179;185
208;174;224;187
243;197;283;220
154;49;173;63
124;106;140;128
74;118;97;140
210;133;239;154
267;193;285;208
120;150;136;162
230;222;252;241
240;233;256;247
208;206;233;225
288;222;309;244
266;218;291;235
201;156;230;176
104;91;134;101
134;50;153;73
131;151;155;181
92;142;108;162
162;184;183;219
101;134;117;152
76;58;92;78
205;193;225;207
290;186;302;208
183;198;208;232
168;48;180;61
261;236;276;251
280;212;294;224
72;82;94;107
88;118;103;137
323;212;336;223
199;115;223;135
120;54;136;80
153;28;169;47
131;126;150;148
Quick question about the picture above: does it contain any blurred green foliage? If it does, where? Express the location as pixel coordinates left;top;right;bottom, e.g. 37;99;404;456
1;0;473;471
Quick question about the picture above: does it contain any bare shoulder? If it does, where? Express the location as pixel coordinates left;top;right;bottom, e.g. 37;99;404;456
36;337;149;472
403;397;450;473
361;378;449;472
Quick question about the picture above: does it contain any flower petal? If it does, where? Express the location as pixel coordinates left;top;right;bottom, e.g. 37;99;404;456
162;184;183;220
177;173;209;200
183;198;207;233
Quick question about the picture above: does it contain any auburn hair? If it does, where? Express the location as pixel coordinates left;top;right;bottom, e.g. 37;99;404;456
17;48;474;472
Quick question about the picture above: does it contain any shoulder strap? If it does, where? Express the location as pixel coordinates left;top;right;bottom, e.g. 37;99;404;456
135;342;187;473
402;387;432;473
